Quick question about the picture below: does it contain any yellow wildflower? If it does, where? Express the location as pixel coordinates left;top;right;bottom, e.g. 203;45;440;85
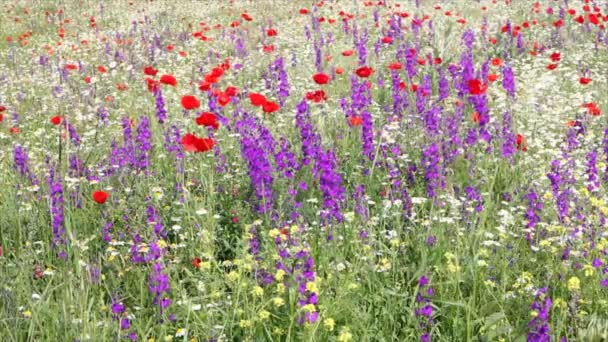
567;276;580;292
323;318;335;331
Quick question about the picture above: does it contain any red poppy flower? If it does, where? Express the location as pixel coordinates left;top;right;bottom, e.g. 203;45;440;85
192;257;202;268
143;66;158;76
349;116;363;126
92;190;109;204
387;62;402;70
249;93;267;106
241;13;253;21
224;86;239;97
262;101;280;113
0;114;3;122
433;57;442;65
381;36;393;44
553;19;564;28
210;67;224;78
145;77;159;92
198;80;211;91
160;74;177;86
116;83;128;91
575;15;585;24
50;116;62;125
9;126;20;134
471;111;481;124
487;74;499;82
583;102;601;116
0;105;6;112
263;45;275;53
546;63;558;70
217;93;231;106
181;95;200;110
355;66;374;78
195;112;219;129
65;64;78;70
335;67;344;75
342;49;354;56
305;90;327;103
266;28;278;36
299;8;309;14
467;79;487;95
588;14;599;25
516;133;528;151
579;77;592;85
97;66;107;73
181;133;215;152
204;74;219;84
312;73;330;85
549;52;561;62
491;58;502;66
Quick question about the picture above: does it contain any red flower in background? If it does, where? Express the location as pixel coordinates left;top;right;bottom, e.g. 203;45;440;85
381;36;393;44
217;93;231;106
342;50;354;56
50;116;62;125
0;105;6;112
516;134;528;151
192;257;202;268
583;102;601;116
266;28;278;36
546;63;558;70
198;81;211;91
181;133;215;152
262;101;280;113
224;86;239;97
249;93;267;106
146;77;159;92
468;79;488;95
181;95;200;110
305;90;327;103
195;112;219;129
349;116;363;126
160;74;177;86
387;62;402;70
312;73;330;85
579;77;592;85
144;66;158;76
355;66;374;78
92;190;109;204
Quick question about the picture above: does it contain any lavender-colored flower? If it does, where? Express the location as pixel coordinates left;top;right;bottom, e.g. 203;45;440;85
586;150;600;192
502;65;516;98
135;115;152;171
528;288;552;342
154;89;167;124
236;114;274;213
361;110;374;160
318;149;346;224
421;143;445;198
148;262;171;314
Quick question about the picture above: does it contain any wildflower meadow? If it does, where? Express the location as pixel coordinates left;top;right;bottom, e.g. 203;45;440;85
1;0;608;341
